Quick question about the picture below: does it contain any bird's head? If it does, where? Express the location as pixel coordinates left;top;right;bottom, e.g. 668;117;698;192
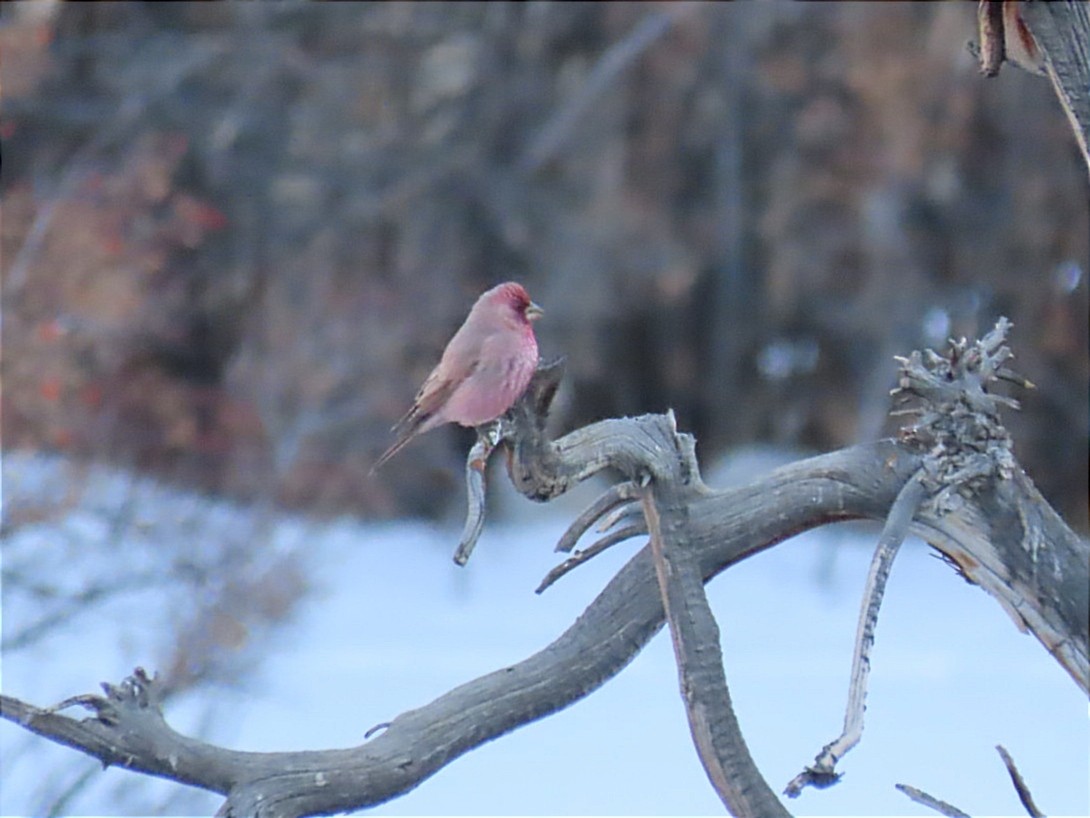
492;282;544;325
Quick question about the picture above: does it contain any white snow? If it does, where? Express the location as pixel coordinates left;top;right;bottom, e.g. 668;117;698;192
1;450;1087;816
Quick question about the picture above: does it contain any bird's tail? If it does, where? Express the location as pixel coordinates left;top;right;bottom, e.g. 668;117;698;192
369;431;415;475
369;407;435;474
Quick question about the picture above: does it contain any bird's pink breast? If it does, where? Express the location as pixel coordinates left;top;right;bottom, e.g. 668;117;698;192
438;326;538;427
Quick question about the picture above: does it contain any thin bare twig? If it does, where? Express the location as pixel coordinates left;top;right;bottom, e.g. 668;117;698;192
785;470;928;796
596;500;641;534
555;481;640;553
536;524;646;594
896;783;971;818
977;0;1006;76
997;744;1045;818
453;422;504;566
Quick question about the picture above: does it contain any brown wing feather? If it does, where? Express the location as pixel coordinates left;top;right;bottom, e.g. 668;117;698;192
370;365;473;473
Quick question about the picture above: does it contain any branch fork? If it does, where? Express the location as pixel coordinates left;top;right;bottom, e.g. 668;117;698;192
788;319;1036;798
1;318;1083;818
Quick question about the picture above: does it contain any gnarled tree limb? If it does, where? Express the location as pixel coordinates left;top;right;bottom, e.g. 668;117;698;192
788;318;1048;796
0;440;922;817
638;412;790;817
1;323;1085;817
784;471;929;797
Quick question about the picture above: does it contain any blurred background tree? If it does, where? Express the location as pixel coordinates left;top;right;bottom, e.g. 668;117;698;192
2;0;1086;529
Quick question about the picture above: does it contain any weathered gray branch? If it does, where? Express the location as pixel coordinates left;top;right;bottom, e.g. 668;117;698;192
1008;0;1090;175
893;744;1043;818
0;441;920;817
896;783;972;818
555;480;641;554
535;521;646;594
785;472;929;797
997;743;1045;818
788;318;1052;797
453;422;502;565
1;325;1085;817
639;413;789;817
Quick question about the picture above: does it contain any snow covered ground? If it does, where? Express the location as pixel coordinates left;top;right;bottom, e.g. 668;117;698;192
1;450;1087;816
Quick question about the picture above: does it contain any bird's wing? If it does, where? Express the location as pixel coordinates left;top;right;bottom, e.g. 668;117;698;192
370;365;475;474
391;359;476;435
399;317;492;426
372;315;494;473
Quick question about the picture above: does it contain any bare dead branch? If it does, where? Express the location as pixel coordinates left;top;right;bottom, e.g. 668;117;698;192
996;744;1045;818
2;435;928;818
555;480;641;553
1;668;235;794
597;498;643;535
970;0;1090;175
893;317;1025;514
640;434;790;817
895;783;971;818
1018;0;1090;175
453;422;503;565
789;319;1049;797
785;471;928;797
3;422;1083;815
976;1;1005;77
535;523;646;595
1;321;1085;816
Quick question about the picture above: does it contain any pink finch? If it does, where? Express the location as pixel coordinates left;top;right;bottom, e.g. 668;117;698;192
372;282;543;472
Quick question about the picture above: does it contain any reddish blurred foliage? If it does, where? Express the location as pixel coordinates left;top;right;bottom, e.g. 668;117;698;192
1;2;1086;527
37;377;62;403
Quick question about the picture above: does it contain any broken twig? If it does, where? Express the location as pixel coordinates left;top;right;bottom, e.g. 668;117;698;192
453;422;504;565
784;471;928;796
997;744;1045;818
895;783;971;818
788;318;1034;797
977;0;1006;76
536;523;646;594
555;481;641;553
